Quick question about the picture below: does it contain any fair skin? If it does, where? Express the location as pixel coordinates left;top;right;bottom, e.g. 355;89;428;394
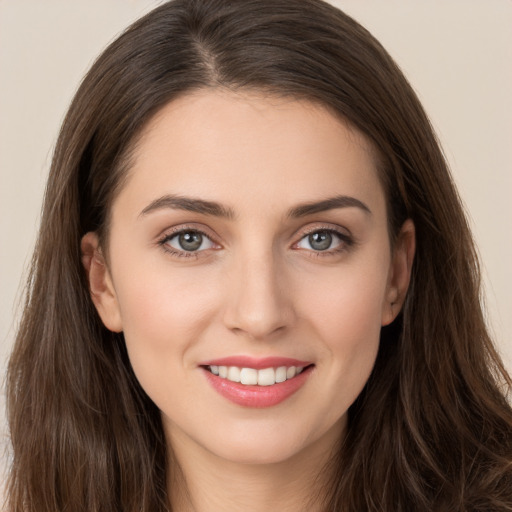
82;90;415;511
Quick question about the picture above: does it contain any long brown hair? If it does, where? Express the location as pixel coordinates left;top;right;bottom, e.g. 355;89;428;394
6;1;512;510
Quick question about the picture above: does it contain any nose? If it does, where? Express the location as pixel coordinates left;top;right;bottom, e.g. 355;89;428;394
222;248;295;340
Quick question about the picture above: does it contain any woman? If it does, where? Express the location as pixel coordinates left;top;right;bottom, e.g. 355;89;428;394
5;0;512;510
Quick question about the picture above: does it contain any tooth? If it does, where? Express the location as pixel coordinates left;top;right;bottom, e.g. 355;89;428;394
227;366;241;383
240;368;258;385
275;366;287;383
215;365;306;385
286;366;297;379
257;368;276;386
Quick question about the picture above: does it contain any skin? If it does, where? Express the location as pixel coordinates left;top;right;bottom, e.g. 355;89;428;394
82;90;415;511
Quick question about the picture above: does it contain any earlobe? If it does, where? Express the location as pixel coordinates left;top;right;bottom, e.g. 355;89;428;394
81;232;123;332
381;219;415;326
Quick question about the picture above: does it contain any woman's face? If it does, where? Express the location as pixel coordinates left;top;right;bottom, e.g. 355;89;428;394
84;90;413;465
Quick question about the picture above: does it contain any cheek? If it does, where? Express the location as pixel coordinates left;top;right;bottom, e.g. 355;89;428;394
302;259;388;343
297;258;388;399
111;258;220;378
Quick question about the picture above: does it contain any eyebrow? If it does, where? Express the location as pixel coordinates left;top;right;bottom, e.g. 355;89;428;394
138;194;371;219
139;194;235;219
287;195;371;218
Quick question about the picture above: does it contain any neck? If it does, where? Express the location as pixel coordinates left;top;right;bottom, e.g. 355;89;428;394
166;420;344;512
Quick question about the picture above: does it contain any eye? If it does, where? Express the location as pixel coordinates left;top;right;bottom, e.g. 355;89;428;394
162;229;216;253
295;229;350;253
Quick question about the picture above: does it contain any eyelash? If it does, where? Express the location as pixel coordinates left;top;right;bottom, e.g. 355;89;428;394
157;226;217;259
294;226;354;257
157;225;354;259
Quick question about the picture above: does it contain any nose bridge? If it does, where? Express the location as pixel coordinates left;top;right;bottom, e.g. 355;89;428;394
223;242;293;339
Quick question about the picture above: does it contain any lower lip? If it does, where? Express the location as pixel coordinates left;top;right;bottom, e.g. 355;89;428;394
202;366;313;408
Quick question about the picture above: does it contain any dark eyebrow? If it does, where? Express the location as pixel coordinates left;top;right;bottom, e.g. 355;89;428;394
139;194;235;219
139;194;370;220
287;195;371;218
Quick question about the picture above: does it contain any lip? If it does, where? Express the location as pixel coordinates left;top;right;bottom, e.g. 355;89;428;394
201;362;314;408
199;356;312;370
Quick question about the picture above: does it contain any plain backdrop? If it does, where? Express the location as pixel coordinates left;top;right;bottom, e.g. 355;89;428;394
1;0;511;487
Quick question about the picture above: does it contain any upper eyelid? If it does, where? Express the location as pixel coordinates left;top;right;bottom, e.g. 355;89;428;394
161;229;213;244
293;223;352;239
158;224;218;242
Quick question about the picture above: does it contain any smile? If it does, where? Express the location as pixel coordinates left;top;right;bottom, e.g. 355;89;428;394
207;365;305;386
200;357;314;408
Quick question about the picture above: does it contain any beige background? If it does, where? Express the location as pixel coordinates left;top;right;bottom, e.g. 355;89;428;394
1;0;511;488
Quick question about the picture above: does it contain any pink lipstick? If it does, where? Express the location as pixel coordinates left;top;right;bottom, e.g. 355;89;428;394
200;356;314;408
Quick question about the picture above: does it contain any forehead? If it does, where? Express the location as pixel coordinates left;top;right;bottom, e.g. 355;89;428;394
116;89;386;220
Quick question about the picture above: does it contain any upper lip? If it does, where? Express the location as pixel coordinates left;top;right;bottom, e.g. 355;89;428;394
199;356;313;370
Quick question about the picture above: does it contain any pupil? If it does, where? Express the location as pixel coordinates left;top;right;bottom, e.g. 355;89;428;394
179;232;202;251
309;231;332;251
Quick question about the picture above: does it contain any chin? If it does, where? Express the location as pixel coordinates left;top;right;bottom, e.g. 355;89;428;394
211;435;310;466
196;415;343;467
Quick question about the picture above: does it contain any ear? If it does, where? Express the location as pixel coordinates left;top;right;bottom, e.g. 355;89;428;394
381;219;416;326
81;232;123;332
